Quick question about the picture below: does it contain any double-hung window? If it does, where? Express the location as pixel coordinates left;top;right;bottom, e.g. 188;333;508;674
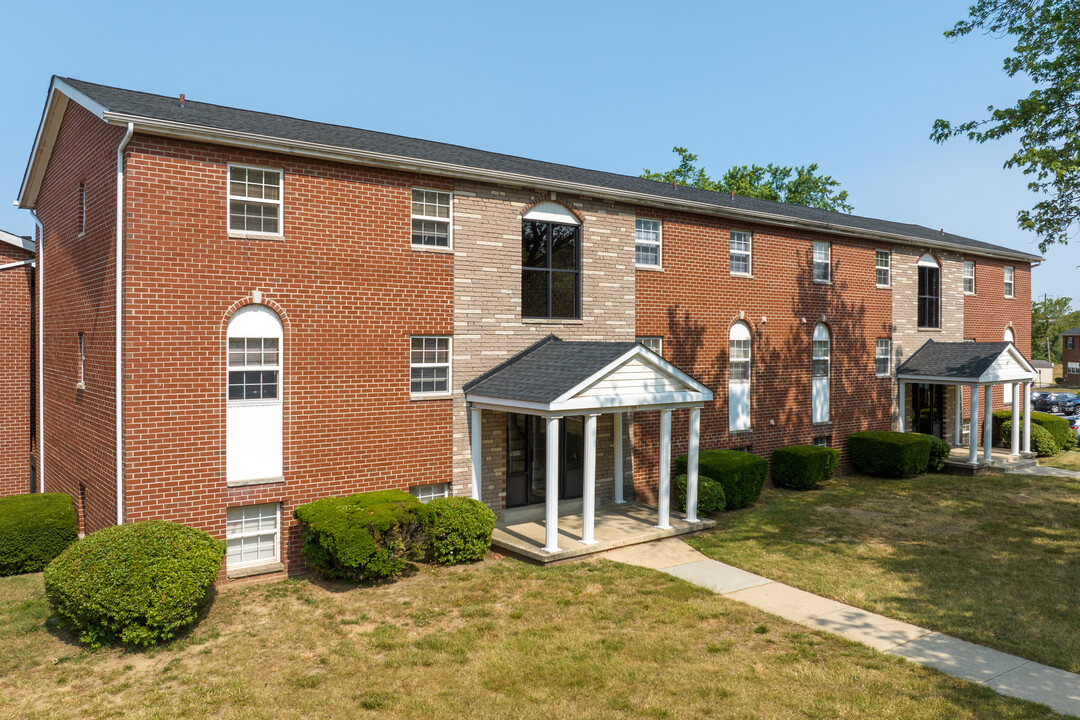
730;231;752;275
635;218;662;267
1067;337;1075;350
812;323;830;423
813;241;831;282
963;261;976;294
729;322;751;432
637;336;662;355
229;165;282;235
875;250;890;287
917;254;940;329
411;189;452;248
875;338;891;377
228;337;280;401
410;336;451;396
1068;361;1079;374
1004;266;1015;298
226;503;280;569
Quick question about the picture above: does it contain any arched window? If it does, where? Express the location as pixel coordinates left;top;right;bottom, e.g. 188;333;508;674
521;202;580;319
226;305;283;483
1003;327;1016;404
729;322;751;431
917;254;940;329
812;323;830;423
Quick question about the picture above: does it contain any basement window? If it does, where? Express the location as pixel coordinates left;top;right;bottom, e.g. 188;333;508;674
410;483;450;503
226;503;280;569
228;165;282;236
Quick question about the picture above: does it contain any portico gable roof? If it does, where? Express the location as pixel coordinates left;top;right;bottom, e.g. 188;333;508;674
463;336;712;415
895;340;1036;385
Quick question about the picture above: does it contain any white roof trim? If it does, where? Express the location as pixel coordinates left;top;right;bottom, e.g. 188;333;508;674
522;201;580;225
0;229;35;253
897;343;1037;384
553;344;712;406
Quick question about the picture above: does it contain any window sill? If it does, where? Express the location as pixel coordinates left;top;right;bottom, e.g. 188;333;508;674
876;284;891;290
964;292;976;296
522;317;583;325
729;428;752;435
636;264;663;272
730;273;753;279
1004;295;1015;300
412;245;454;254
227;476;284;488
812;420;834;427
875;374;891;379
917;327;942;332
227;562;284;581
411;392;453;401
229;232;285;241
813;279;832;285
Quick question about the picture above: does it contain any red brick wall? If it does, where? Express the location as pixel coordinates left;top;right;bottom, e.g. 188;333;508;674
0;241;34;496
633;210;894;499
1064;335;1080;385
120;134;454;579
35;102;126;531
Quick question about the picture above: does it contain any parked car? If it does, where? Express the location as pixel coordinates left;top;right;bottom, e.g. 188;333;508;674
1066;415;1080;442
1030;390;1046;410
1034;392;1080;415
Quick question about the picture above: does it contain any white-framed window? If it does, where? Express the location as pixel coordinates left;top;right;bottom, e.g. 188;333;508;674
226;305;284;484
813;436;830;448
411;188;452;248
875;338;891;377
730;231;752;275
962;419;971;445
1068;362;1080;374
228;337;280;402
813;241;831;282
637;336;662;355
228;164;282;236
729;322;751;432
963;261;976;294
875;250;890;287
410;336;451;396
410;483;449;503
635;218;662;267
1004;266;1015;298
226;503;280;569
812;323;830;423
963;338;976;343
1067;337;1075;350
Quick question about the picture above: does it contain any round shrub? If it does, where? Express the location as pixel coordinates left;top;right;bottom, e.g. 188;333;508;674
44;520;225;648
771;445;839;490
995;411;1075;452
0;493;77;576
294;489;425;582
916;433;953;473
1001;420;1059;457
848;431;932;478
676;450;767;510
422;497;495;565
673;473;727;515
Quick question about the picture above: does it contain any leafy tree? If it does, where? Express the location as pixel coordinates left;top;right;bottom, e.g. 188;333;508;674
641;147;854;213
1032;295;1080;363
931;0;1080;253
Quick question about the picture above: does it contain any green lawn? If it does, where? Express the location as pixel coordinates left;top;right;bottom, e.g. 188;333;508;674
0;559;1067;719
1041;449;1080;472
688;471;1080;673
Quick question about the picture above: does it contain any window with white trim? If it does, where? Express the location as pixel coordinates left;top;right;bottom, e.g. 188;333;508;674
813;241;831;282
410;483;449;503
730;231;752;275
875;338;891;377
637;336;662;355
729;322;751;432
875;250;890;287
226;306;284;484
963;261;975;294
410;336;451;395
228;337;280;401
411;189;452;248
812;323;830;423
228;165;282;235
813;436;830;447
1067;337;1075;350
917;254;941;329
1004;266;1015;298
226;503;280;569
635;218;662;267
1068;362;1079;374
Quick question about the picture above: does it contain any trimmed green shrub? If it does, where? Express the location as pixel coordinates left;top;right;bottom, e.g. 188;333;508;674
848;431;932;478
294;489;425;582
675;450;767;510
0;493;77;576
994;410;1076;452
44;520;225;647
422;497;495;565
673;473;727;515
1002;420;1059;457
917;434;953;473
771;446;840;490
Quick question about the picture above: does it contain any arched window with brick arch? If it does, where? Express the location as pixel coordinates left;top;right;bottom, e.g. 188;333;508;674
226;305;283;483
729;321;751;432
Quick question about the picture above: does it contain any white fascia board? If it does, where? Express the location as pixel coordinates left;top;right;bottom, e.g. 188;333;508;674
99;112;1041;265
551;345;712;406
551;392;710;413
1004;344;1037;374
0;229;35;253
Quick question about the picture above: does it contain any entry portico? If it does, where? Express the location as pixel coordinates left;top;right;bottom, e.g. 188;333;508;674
463;336;713;555
896;340;1038;465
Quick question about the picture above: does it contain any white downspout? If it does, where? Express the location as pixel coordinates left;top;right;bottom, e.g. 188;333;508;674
115;123;134;525
31;210;43;493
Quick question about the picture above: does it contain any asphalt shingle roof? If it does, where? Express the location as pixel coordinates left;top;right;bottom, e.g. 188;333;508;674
896;340;1014;379
463;336;641;404
60;77;1041;262
1061;326;1080;336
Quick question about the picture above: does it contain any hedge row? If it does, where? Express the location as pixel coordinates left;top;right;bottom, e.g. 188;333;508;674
771;446;839;490
991;409;1075;452
676;450;767;510
0;493;78;576
673;473;727;515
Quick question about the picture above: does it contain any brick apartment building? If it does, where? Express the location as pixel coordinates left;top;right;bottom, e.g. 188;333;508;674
0;229;35;497
1063;327;1080;385
10;77;1039;580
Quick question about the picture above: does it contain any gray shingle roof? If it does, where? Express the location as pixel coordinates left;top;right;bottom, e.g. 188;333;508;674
896;340;1013;379
60;77;1041;262
463;336;640;403
1031;359;1054;368
1061;326;1080;336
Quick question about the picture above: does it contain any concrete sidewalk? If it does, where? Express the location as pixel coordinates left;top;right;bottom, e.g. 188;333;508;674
604;539;1080;718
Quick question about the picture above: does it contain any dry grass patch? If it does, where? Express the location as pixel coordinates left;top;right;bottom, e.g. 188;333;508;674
0;558;1067;719
1040;450;1080;472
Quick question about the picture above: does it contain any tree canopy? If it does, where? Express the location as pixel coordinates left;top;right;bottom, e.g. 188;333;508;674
931;0;1080;253
640;147;854;213
1032;295;1080;364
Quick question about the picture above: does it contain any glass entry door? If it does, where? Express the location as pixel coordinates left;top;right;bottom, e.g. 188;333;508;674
912;383;945;438
506;414;585;508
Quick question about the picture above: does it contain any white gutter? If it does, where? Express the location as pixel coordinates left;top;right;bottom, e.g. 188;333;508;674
115;123;134;525
31;210;43;493
99;112;1043;265
0;258;36;271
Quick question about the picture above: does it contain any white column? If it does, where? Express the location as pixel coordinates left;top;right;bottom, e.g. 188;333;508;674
469;406;482;502
657;409;672;530
581;414;598;545
954;385;964;446
1022;381;1032;454
613;412;624;503
968;384;980;464
686;407;700;523
897;381;906;433
1010;383;1021;456
982;385;993;463
543;416;561;554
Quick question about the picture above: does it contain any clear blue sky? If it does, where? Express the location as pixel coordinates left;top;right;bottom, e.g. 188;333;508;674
2;0;1075;301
